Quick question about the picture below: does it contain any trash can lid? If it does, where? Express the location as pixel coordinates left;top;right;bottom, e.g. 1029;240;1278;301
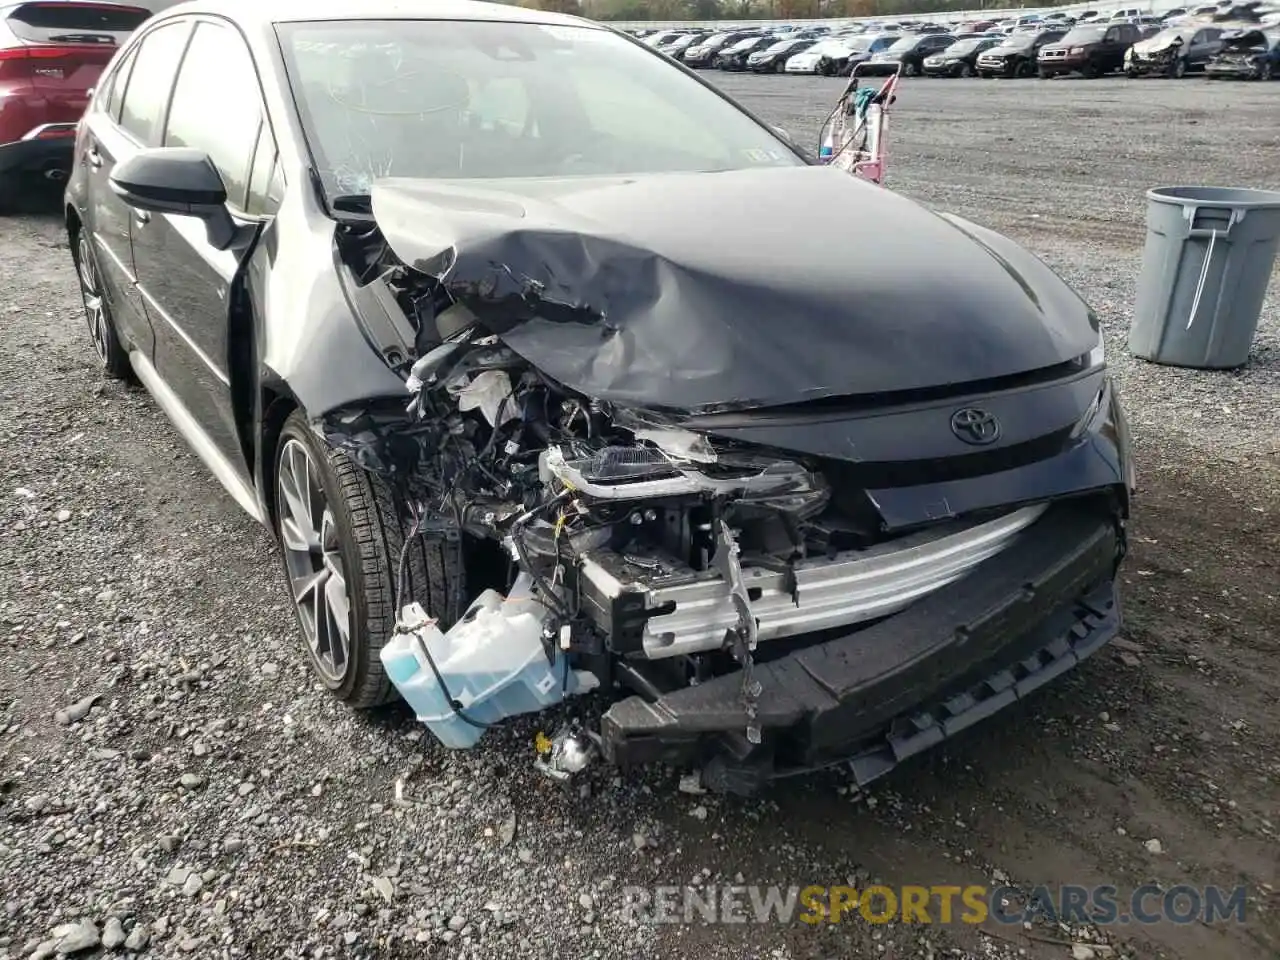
1147;185;1280;209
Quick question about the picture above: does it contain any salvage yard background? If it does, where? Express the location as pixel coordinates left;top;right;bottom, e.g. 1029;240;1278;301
1;76;1278;960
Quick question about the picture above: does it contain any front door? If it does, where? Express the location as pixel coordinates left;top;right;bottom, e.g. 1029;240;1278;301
127;18;270;476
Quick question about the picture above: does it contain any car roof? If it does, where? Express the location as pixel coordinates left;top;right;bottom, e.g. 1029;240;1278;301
154;0;595;30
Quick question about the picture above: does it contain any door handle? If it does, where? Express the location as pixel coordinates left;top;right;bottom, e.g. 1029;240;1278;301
86;146;103;169
134;210;151;226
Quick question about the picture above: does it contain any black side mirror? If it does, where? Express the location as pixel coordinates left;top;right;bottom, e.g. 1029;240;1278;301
109;147;237;250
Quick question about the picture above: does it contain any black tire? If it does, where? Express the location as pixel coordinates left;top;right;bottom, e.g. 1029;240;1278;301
1081;61;1099;79
1260;61;1273;81
71;224;132;380
958;62;973;77
1126;66;1139;78
274;410;461;709
1015;57;1034;78
1171;57;1187;79
904;60;920;77
1038;66;1052;79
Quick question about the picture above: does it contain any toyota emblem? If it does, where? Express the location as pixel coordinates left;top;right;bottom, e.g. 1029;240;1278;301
950;407;1001;445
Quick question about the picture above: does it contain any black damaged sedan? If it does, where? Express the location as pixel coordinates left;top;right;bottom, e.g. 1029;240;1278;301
65;0;1133;793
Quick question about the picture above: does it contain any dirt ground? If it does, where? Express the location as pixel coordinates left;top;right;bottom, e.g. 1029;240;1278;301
1;76;1278;960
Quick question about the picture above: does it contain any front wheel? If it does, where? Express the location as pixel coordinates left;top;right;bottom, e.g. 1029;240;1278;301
274;411;461;708
1171;57;1187;79
958;62;973;77
904;60;920;77
1259;61;1274;80
1125;66;1139;78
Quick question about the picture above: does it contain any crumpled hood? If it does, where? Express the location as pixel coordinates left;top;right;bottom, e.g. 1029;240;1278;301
1132;32;1186;53
370;166;1097;414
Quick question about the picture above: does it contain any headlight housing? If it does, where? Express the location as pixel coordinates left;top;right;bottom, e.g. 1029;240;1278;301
1087;326;1106;369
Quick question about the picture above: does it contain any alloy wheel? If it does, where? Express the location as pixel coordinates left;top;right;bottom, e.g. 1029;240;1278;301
277;438;352;684
76;233;108;363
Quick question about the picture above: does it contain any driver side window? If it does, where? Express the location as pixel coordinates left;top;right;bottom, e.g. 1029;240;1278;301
163;21;266;212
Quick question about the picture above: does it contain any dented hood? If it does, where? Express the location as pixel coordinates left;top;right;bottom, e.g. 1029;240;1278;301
370;166;1097;414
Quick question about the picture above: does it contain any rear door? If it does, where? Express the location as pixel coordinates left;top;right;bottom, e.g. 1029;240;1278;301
129;17;276;475
1;1;150;133
78;18;193;361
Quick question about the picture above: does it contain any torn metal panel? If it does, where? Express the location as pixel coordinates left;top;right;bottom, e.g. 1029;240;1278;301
370;166;1100;415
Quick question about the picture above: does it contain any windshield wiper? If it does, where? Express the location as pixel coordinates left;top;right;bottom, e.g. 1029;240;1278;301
48;33;115;43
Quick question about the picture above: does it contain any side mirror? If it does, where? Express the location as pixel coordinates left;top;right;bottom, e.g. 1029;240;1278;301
109;147;237;250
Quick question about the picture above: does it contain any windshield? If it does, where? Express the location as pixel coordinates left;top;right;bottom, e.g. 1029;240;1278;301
763;38;800;52
947;37;989;53
1061;26;1108;42
1147;27;1189;43
886;35;921;52
277;20;803;198
726;36;763;52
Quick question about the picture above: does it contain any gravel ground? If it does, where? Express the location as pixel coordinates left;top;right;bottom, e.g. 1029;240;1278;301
2;76;1279;960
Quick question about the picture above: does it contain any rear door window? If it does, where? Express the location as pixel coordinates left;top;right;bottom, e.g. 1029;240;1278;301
162;21;266;211
118;22;192;144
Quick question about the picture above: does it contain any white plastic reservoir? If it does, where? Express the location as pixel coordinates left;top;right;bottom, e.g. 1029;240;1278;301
380;574;587;749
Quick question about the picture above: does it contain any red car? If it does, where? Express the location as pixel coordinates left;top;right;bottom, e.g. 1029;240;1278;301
0;0;149;208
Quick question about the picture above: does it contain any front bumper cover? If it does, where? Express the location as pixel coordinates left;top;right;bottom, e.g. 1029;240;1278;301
601;497;1122;792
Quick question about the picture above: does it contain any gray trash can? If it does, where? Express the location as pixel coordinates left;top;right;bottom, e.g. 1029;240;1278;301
1129;185;1280;369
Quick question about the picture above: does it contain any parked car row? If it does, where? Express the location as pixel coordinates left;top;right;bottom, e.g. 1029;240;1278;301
641;19;1280;81
630;1;1280;80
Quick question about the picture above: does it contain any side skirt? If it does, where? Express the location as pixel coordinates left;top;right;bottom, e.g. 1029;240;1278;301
128;350;265;526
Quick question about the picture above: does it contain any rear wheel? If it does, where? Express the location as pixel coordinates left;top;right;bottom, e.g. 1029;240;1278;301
72;227;131;379
274;410;461;708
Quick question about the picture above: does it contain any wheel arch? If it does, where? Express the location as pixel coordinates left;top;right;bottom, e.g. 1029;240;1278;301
256;381;300;534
